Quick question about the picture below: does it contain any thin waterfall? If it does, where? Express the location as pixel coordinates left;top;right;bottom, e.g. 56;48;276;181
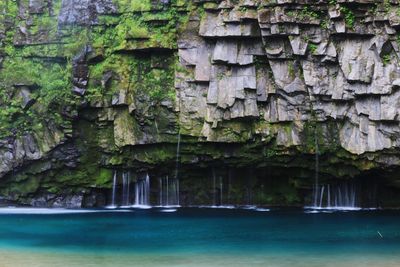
166;175;169;205
212;169;216;206
121;171;131;206
176;178;180;205
319;186;324;208
327;184;331;208
174;131;181;206
144;173;150;205
159;177;162;206
110;170;117;207
219;175;223;206
310;181;359;210
134;179;139;205
159;176;180;207
172;178;179;206
134;173;150;207
313;127;320;207
175;132;181;179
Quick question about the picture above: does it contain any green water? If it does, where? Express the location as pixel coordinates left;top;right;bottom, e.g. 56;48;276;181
0;208;399;267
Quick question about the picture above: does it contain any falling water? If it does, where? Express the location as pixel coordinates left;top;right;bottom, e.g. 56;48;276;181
313;128;320;207
121;171;131;206
159;176;180;207
308;107;359;210
110;171;117;208
209;170;234;209
159;177;163;206
134;173;150;207
170;177;178;206
219;175;223;206
177;177;180;205
327;184;331;207
310;182;359;210
212;169;217;206
228;169;232;203
174;131;181;206
166;176;169;205
175;132;181;179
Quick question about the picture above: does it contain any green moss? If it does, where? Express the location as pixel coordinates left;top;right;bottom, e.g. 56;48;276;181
116;0;151;12
340;6;355;28
0;56;74;138
383;0;391;13
28;14;58;38
96;169;113;186
308;43;318;55
108;1;191;52
116;16;149;40
287;6;321;21
382;54;391;66
63;29;91;59
5;176;41;197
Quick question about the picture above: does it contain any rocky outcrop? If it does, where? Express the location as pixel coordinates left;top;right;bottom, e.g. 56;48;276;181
1;0;400;206
177;1;400;155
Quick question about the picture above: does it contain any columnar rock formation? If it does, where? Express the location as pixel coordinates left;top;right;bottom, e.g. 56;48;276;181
0;0;400;207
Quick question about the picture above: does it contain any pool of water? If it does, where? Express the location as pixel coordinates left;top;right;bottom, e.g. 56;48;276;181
0;207;399;267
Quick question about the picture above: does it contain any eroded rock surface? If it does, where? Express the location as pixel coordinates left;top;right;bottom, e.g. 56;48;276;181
1;0;400;206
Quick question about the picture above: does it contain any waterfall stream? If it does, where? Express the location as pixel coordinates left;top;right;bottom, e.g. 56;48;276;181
173;132;181;206
310;127;359;210
212;169;217;206
107;170;182;208
313;128;320;207
121;171;131;207
109;171;117;208
310;182;359;210
159;176;180;207
134;173;150;207
219;175;223;206
175;132;181;179
209;169;237;208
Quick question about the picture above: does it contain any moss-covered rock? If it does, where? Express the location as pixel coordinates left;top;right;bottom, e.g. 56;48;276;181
1;0;400;207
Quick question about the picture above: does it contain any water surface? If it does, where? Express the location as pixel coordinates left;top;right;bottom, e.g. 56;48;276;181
0;208;399;267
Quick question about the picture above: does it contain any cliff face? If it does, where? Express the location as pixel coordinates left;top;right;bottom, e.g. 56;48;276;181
1;0;400;207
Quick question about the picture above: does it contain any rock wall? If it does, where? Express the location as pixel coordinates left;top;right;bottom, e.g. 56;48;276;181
178;0;400;153
1;0;400;207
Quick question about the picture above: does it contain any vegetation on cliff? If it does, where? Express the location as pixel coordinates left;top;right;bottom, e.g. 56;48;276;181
1;0;400;207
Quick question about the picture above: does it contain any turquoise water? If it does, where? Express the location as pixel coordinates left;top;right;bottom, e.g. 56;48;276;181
0;208;400;266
